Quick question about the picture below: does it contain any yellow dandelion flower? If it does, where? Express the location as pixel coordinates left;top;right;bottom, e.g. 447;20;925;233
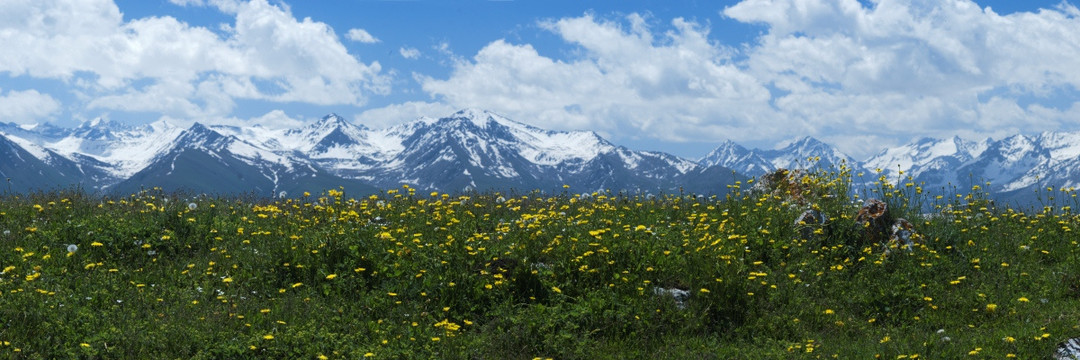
263;334;274;340
325;274;337;280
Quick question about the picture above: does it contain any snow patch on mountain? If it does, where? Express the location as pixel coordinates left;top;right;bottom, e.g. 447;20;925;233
39;120;184;178
2;133;50;161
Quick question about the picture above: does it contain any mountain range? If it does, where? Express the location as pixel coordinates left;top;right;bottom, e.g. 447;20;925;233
700;133;1080;206
0;109;742;197
2;109;1078;205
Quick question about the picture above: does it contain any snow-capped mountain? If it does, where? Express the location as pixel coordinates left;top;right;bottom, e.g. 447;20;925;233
698;140;772;176
863;136;990;178
0;134;82;192
700;136;856;177
1;109;740;196
763;137;858;172
2;118;187;182
860;133;1080;202
109;123;377;196
862;136;993;191
957;132;1080;199
0;123;116;192
284;109;710;193
699;131;1080;206
5;109;1078;203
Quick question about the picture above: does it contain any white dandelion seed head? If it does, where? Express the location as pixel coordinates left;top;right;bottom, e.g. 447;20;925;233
279;191;288;199
67;244;78;253
188;202;197;211
3;230;9;236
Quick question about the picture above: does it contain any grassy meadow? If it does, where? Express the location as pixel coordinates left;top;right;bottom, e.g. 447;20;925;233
1;166;1079;359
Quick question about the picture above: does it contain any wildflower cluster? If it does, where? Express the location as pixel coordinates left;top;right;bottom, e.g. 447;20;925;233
0;171;1077;358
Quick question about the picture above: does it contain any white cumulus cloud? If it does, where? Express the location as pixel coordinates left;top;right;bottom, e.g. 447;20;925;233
420;13;772;142
407;2;1080;159
723;0;1080;157
399;47;421;60
346;28;380;43
0;88;61;124
0;0;389;120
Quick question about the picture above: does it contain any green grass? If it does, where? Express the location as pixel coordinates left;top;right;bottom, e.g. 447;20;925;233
1;168;1079;359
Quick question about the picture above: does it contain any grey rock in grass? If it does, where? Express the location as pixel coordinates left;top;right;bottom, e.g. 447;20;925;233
1056;337;1080;360
653;287;690;309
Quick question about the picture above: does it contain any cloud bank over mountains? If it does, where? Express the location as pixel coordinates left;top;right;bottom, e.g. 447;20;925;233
420;0;1080;158
2;0;1080;159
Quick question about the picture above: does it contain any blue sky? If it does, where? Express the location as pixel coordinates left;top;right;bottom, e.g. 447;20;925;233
1;0;1078;159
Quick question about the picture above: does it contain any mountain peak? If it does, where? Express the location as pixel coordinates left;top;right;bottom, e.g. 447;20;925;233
782;136;826;149
186;122;219;135
78;117;127;130
698;139;773;176
17;123;41;131
71;117;132;140
447;108;507;128
312;113;366;131
700;140;748;161
319;113;345;123
451;108;493;118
